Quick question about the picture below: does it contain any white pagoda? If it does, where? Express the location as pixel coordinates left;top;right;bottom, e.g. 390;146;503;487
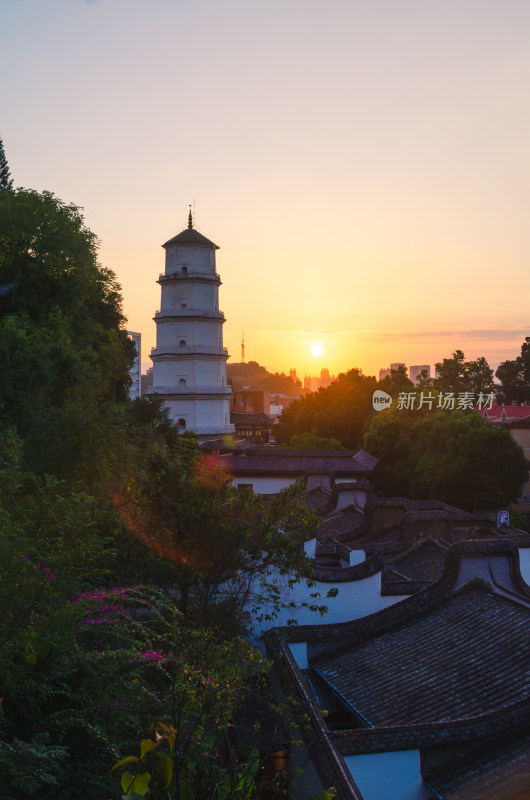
149;212;234;439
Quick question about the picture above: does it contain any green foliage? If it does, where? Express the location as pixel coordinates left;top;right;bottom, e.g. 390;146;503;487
274;353;497;453
0;186;323;799
227;360;301;393
0;136;13;190
275;369;377;448
363;408;528;512
283;430;344;449
496;337;530;404
109;594;268;799
0;188;134;478
433;350;494;394
112;430;317;628
378;365;413;395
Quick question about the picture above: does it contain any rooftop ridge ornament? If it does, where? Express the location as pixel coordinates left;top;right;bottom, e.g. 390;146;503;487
188;205;193;229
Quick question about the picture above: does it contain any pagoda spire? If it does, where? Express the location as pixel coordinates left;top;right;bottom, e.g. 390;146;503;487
188;205;193;229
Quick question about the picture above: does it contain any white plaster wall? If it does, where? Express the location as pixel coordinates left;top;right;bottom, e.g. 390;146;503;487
517;548;530;584
191;283;217;309
344;751;433;800
250;566;404;635
164;399;196;425
159;284;218;314
196;398;231;428
304;539;316;558
349;550;365;566
154;238;232;434
165;245;215;274
233;476;296;493
288;642;308;669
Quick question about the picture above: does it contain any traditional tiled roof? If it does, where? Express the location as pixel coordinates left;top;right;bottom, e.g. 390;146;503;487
427;729;530;799
162;228;219;249
230;411;269;426
221;448;377;476
301;486;333;512
315;583;530;726
314;508;365;541
199;438;252;452
383;537;449;586
266;541;530;797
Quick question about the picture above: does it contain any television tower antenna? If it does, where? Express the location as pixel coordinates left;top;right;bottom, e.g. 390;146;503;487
241;330;245;363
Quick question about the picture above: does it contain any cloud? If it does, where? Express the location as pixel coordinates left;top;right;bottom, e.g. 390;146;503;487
256;327;529;345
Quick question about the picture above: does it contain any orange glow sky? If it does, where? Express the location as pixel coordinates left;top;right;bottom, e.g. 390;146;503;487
3;0;530;379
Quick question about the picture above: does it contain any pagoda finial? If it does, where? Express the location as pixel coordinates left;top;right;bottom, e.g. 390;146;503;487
188;205;193;229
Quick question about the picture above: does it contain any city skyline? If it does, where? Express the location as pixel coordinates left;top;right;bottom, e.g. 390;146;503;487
3;0;530;377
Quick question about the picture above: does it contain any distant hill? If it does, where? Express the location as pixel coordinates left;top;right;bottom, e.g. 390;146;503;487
227;361;303;394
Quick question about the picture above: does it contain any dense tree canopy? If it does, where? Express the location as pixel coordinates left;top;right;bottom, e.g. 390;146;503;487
0;136;13;189
432;350;494;394
0;189;321;798
281;430;344;449
0;189;134;478
363;408;528;512
274;369;377;448
227;360;302;393
496;337;530;404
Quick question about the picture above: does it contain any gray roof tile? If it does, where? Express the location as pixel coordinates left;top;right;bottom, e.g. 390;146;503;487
316;584;530;727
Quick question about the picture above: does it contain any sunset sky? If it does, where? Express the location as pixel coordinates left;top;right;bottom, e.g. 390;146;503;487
3;0;530;378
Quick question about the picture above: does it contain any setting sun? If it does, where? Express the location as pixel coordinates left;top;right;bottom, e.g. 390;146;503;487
311;344;324;357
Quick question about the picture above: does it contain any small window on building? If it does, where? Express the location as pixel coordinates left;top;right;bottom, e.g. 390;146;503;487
177;418;186;428
179;340;186;348
182;267;188;274
179;378;186;387
181;303;187;309
523;495;530;505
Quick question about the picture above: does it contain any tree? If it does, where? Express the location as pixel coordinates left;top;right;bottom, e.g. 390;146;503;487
0;188;135;478
363;408;528;512
283;430;344;449
378;365;414;395
227;360;302;393
433;350;494;394
112;431;317;628
496;337;530;404
0;136;13;190
416;368;433;387
275;369;377;448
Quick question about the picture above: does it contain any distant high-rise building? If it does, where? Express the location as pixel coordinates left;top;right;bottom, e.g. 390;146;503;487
390;362;406;371
410;364;431;384
320;367;332;388
127;331;141;400
379;368;391;381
